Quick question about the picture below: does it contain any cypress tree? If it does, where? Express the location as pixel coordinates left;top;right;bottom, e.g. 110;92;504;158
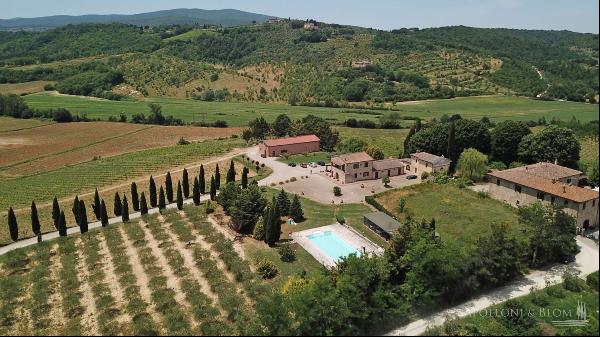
100;200;108;226
131;182;140;211
226;160;236;183
199;165;206;194
290;194;304;222
159;186;166;212
52;196;60;229
7;207;18;242
192;177;201;206
165;172;174;203
276;189;291;216
122;195;130;222
31;201;40;237
114;192;122;217
58;211;67;237
140;192;148;215
241;167;249;189
92;188;101;220
72;195;80;224
149;175;157;207
264;201;281;246
447;121;458;173
209;176;217;201
403;124;416;158
176;181;184;210
214;164;221;190
182;168;190;198
78;200;88;234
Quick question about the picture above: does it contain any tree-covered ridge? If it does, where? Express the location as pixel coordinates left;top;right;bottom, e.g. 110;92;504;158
0;22;597;103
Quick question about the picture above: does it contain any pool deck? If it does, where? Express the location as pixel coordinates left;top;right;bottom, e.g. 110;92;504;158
291;223;384;267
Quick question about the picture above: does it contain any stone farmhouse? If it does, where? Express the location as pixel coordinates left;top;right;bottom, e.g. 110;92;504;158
259;135;320;157
487;162;599;230
407;152;451;175
327;152;408;184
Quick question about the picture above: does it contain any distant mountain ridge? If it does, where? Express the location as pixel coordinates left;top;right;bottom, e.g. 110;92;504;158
0;8;276;31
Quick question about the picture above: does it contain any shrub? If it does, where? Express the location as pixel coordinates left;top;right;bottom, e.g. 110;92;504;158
586;272;599;290
278;245;296;262
256;258;278;279
290;177;297;182
253;217;265;240
177;137;190;145
204;200;215;214
336;214;345;224
477;191;489;199
421;171;430;180
546;285;566;298
562;271;584;292
333;186;342;196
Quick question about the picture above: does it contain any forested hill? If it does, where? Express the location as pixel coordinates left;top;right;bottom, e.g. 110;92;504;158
0;20;597;104
0;8;275;31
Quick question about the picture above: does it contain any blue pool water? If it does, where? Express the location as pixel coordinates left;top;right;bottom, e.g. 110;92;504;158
307;231;360;262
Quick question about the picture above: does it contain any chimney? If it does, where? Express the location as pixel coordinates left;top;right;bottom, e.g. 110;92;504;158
552;179;557;184
562;186;567;193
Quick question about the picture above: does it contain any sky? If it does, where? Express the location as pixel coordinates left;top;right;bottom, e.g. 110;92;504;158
2;0;599;33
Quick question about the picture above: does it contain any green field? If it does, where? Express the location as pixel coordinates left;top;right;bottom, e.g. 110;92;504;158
374;183;521;246
23;94;599;127
433;273;599;336
164;29;218;42
337;127;409;157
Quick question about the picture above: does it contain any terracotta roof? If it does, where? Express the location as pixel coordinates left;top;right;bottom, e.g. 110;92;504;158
372;158;406;171
411;152;451;166
510;162;583;180
331;152;373;165
262;135;320;147
488;169;599;203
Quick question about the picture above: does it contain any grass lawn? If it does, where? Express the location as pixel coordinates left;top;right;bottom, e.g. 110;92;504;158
434;273;599;336
277;152;331;164
374;183;521;246
23;94;599;127
337;127;410;158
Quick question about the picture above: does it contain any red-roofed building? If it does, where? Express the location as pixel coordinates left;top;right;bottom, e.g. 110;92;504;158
259;135;320;157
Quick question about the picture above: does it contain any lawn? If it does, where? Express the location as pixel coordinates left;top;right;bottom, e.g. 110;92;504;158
433;273;599;336
374;183;521;246
337;127;410;158
277;152;331;164
23;94;600;127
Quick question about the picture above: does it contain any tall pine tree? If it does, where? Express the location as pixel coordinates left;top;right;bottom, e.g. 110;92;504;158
100;200;108;226
159;186;166;212
114;192;122;216
131;182;140;211
140;192;148;215
122;195;130;222
226;160;236;183
199;164;206;194
72;195;80;224
165;172;174;203
214;164;221;190
78;200;88;234
276;189;290;216
92;188;101;220
264;200;281;246
192;177;201;206
209;176;217;201
7;207;18;242
182;168;190;198
149;175;157;207
176;181;184;210
31;201;40;237
58;211;67;237
241;167;249;189
289;194;304;222
52;196;60;229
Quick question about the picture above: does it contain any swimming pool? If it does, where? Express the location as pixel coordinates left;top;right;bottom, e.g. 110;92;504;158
307;230;360;262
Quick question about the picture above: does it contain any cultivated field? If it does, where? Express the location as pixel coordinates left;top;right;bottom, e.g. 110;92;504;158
0;117;52;132
0;81;55;95
0;207;268;335
374;183;521;246
23;94;600;126
0;120;242;179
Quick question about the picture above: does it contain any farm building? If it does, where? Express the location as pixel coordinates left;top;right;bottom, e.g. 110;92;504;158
259;134;320;157
363;211;401;240
407;152;451;175
487;163;599;229
327;152;407;184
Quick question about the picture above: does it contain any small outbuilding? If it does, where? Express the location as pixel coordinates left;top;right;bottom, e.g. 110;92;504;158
363;211;401;240
259;134;320;157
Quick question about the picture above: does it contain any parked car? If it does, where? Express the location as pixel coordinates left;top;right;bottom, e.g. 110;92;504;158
288;162;297;167
317;161;326;166
300;163;308;168
309;162;318;168
406;175;418;180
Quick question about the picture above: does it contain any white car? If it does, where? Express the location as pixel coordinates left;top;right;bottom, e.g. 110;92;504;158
308;162;318;168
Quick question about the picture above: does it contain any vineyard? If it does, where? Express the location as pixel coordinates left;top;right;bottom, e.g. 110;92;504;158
0;206;267;335
0;138;249;245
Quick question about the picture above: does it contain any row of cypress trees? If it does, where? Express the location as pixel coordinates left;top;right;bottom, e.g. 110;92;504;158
6;160;244;242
